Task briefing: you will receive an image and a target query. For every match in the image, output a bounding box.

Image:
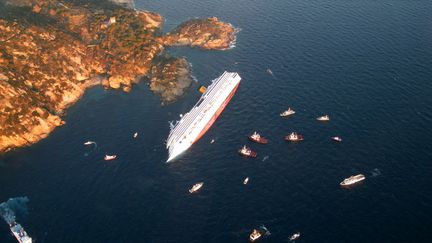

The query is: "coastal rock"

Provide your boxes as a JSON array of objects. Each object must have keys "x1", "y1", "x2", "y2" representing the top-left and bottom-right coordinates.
[
  {"x1": 137, "y1": 11, "x2": 163, "y2": 29},
  {"x1": 0, "y1": 0, "x2": 238, "y2": 153},
  {"x1": 109, "y1": 0, "x2": 135, "y2": 9},
  {"x1": 148, "y1": 56, "x2": 193, "y2": 104},
  {"x1": 163, "y1": 17, "x2": 238, "y2": 50}
]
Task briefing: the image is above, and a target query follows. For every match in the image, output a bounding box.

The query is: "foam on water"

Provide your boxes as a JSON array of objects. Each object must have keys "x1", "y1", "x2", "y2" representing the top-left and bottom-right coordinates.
[{"x1": 0, "y1": 197, "x2": 29, "y2": 225}]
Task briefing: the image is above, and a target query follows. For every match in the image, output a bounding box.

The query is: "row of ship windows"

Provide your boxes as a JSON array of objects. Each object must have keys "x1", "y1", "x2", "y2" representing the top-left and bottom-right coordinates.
[
  {"x1": 169, "y1": 73, "x2": 238, "y2": 145},
  {"x1": 170, "y1": 75, "x2": 232, "y2": 139}
]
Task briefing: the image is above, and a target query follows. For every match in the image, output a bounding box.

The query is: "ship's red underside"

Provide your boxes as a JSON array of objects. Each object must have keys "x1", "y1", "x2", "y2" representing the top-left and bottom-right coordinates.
[
  {"x1": 249, "y1": 136, "x2": 269, "y2": 144},
  {"x1": 193, "y1": 82, "x2": 240, "y2": 144}
]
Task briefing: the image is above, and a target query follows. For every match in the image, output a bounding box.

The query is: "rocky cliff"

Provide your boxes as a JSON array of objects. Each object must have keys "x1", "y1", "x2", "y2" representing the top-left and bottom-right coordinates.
[{"x1": 0, "y1": 0, "x2": 238, "y2": 153}]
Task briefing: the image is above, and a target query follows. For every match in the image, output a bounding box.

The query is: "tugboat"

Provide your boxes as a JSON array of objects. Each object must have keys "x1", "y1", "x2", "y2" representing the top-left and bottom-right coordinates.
[
  {"x1": 340, "y1": 174, "x2": 365, "y2": 187},
  {"x1": 189, "y1": 182, "x2": 204, "y2": 193},
  {"x1": 331, "y1": 136, "x2": 342, "y2": 142},
  {"x1": 248, "y1": 132, "x2": 269, "y2": 144},
  {"x1": 289, "y1": 232, "x2": 301, "y2": 241},
  {"x1": 284, "y1": 132, "x2": 304, "y2": 142},
  {"x1": 249, "y1": 229, "x2": 262, "y2": 242},
  {"x1": 316, "y1": 115, "x2": 330, "y2": 121},
  {"x1": 104, "y1": 155, "x2": 117, "y2": 161},
  {"x1": 238, "y1": 145, "x2": 257, "y2": 158},
  {"x1": 10, "y1": 222, "x2": 32, "y2": 243},
  {"x1": 280, "y1": 107, "x2": 295, "y2": 117}
]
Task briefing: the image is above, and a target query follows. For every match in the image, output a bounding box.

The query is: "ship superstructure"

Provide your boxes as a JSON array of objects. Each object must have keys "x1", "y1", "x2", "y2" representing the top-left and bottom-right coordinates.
[{"x1": 166, "y1": 71, "x2": 241, "y2": 162}]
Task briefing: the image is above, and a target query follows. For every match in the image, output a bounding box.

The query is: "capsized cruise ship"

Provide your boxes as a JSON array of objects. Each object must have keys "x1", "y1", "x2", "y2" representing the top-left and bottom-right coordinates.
[{"x1": 166, "y1": 71, "x2": 241, "y2": 162}]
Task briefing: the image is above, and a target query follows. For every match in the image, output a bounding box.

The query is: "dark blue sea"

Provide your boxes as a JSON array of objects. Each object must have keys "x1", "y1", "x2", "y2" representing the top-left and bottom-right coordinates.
[{"x1": 1, "y1": 0, "x2": 432, "y2": 242}]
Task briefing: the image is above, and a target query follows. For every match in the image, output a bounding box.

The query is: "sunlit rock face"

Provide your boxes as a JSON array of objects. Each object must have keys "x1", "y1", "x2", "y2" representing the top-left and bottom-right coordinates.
[
  {"x1": 0, "y1": 0, "x2": 238, "y2": 153},
  {"x1": 109, "y1": 0, "x2": 135, "y2": 9}
]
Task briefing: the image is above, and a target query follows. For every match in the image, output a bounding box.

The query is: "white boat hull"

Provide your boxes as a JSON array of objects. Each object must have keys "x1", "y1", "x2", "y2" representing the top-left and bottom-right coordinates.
[{"x1": 166, "y1": 72, "x2": 241, "y2": 162}]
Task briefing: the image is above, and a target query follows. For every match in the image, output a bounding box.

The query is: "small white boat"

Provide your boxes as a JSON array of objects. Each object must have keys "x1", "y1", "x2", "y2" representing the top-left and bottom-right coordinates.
[
  {"x1": 243, "y1": 177, "x2": 249, "y2": 185},
  {"x1": 133, "y1": 132, "x2": 138, "y2": 138},
  {"x1": 83, "y1": 141, "x2": 95, "y2": 145},
  {"x1": 266, "y1": 68, "x2": 274, "y2": 76},
  {"x1": 280, "y1": 107, "x2": 295, "y2": 117},
  {"x1": 316, "y1": 115, "x2": 330, "y2": 121},
  {"x1": 249, "y1": 229, "x2": 262, "y2": 242},
  {"x1": 189, "y1": 182, "x2": 204, "y2": 193},
  {"x1": 210, "y1": 139, "x2": 215, "y2": 144},
  {"x1": 104, "y1": 155, "x2": 117, "y2": 161},
  {"x1": 331, "y1": 136, "x2": 342, "y2": 142},
  {"x1": 285, "y1": 132, "x2": 304, "y2": 142},
  {"x1": 340, "y1": 174, "x2": 365, "y2": 187},
  {"x1": 10, "y1": 222, "x2": 32, "y2": 243},
  {"x1": 289, "y1": 232, "x2": 301, "y2": 241}
]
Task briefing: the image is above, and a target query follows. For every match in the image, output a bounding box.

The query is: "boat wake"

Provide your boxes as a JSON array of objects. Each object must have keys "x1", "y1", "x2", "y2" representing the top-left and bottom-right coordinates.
[
  {"x1": 0, "y1": 197, "x2": 29, "y2": 224},
  {"x1": 260, "y1": 225, "x2": 271, "y2": 236},
  {"x1": 0, "y1": 197, "x2": 32, "y2": 242},
  {"x1": 83, "y1": 141, "x2": 98, "y2": 156},
  {"x1": 262, "y1": 155, "x2": 270, "y2": 162},
  {"x1": 371, "y1": 168, "x2": 381, "y2": 177}
]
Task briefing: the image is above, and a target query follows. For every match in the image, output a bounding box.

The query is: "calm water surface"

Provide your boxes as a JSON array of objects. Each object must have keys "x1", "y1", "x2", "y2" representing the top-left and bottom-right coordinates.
[{"x1": 1, "y1": 0, "x2": 432, "y2": 242}]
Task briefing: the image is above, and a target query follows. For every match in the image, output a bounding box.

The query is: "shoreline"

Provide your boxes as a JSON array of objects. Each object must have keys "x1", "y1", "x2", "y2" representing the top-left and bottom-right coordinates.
[{"x1": 0, "y1": 0, "x2": 238, "y2": 153}]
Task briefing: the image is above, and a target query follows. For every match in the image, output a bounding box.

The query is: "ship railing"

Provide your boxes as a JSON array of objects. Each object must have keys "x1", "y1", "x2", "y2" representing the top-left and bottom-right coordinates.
[
  {"x1": 169, "y1": 75, "x2": 228, "y2": 136},
  {"x1": 166, "y1": 72, "x2": 237, "y2": 141}
]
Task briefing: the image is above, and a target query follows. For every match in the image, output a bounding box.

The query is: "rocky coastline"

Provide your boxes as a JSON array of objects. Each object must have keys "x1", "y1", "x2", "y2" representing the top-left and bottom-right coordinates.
[{"x1": 0, "y1": 0, "x2": 238, "y2": 153}]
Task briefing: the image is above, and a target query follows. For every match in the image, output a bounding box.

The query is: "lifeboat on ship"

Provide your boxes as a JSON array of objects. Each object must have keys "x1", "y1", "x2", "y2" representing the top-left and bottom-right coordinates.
[
  {"x1": 248, "y1": 131, "x2": 269, "y2": 144},
  {"x1": 238, "y1": 145, "x2": 257, "y2": 158},
  {"x1": 284, "y1": 132, "x2": 304, "y2": 142}
]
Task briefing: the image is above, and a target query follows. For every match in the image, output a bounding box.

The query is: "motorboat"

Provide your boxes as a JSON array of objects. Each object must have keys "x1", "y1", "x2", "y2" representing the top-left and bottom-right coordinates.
[
  {"x1": 280, "y1": 107, "x2": 295, "y2": 117},
  {"x1": 289, "y1": 232, "x2": 301, "y2": 241},
  {"x1": 189, "y1": 182, "x2": 204, "y2": 193},
  {"x1": 10, "y1": 222, "x2": 32, "y2": 243},
  {"x1": 238, "y1": 145, "x2": 257, "y2": 158},
  {"x1": 331, "y1": 136, "x2": 342, "y2": 142},
  {"x1": 284, "y1": 132, "x2": 304, "y2": 142},
  {"x1": 210, "y1": 139, "x2": 215, "y2": 144},
  {"x1": 249, "y1": 229, "x2": 262, "y2": 242},
  {"x1": 243, "y1": 177, "x2": 249, "y2": 185},
  {"x1": 83, "y1": 141, "x2": 95, "y2": 145},
  {"x1": 317, "y1": 115, "x2": 330, "y2": 121},
  {"x1": 340, "y1": 174, "x2": 365, "y2": 187},
  {"x1": 249, "y1": 225, "x2": 270, "y2": 242},
  {"x1": 248, "y1": 132, "x2": 268, "y2": 144},
  {"x1": 104, "y1": 155, "x2": 117, "y2": 161},
  {"x1": 266, "y1": 68, "x2": 274, "y2": 76},
  {"x1": 133, "y1": 132, "x2": 138, "y2": 138}
]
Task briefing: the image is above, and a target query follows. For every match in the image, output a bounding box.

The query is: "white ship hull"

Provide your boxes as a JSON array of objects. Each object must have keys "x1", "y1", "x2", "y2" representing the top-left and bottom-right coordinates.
[{"x1": 166, "y1": 72, "x2": 241, "y2": 162}]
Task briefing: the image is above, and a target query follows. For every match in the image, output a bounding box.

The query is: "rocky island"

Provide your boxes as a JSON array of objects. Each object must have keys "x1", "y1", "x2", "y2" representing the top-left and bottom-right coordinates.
[{"x1": 0, "y1": 0, "x2": 238, "y2": 153}]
